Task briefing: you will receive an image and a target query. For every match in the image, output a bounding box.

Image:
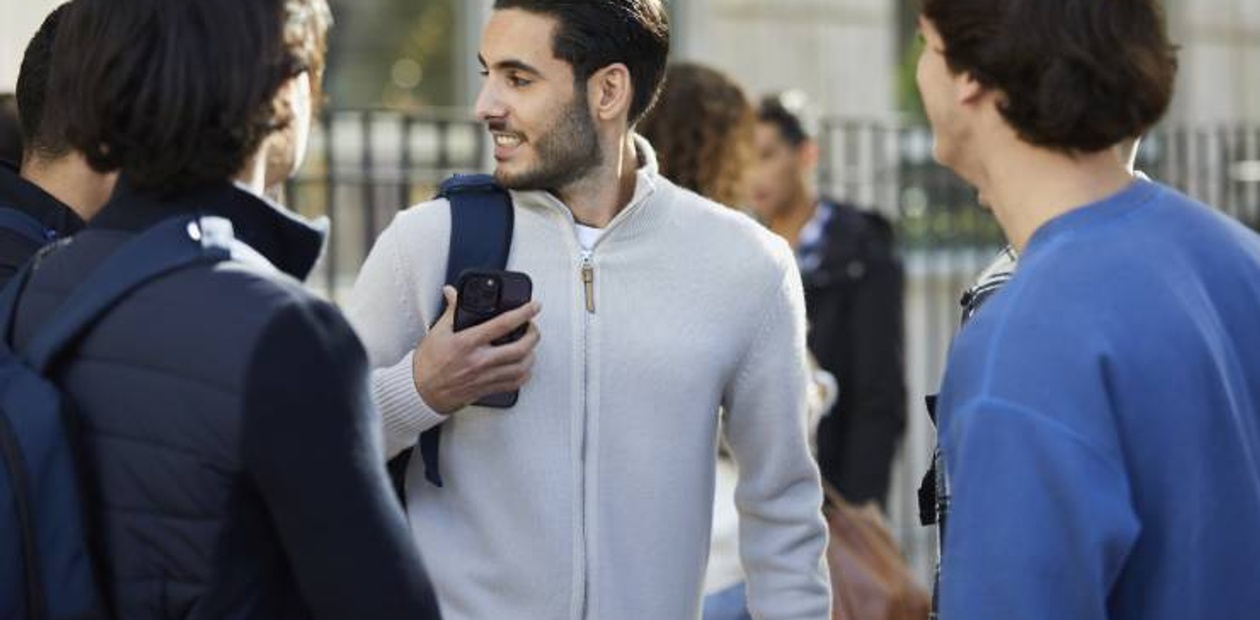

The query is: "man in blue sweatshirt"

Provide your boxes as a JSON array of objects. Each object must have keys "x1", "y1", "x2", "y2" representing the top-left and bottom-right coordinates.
[{"x1": 915, "y1": 1, "x2": 1260, "y2": 619}]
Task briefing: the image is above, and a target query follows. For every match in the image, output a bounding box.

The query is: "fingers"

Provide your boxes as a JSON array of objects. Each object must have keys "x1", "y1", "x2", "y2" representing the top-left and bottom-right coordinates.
[
  {"x1": 466, "y1": 300, "x2": 541, "y2": 346},
  {"x1": 477, "y1": 353, "x2": 535, "y2": 390},
  {"x1": 417, "y1": 289, "x2": 540, "y2": 412},
  {"x1": 482, "y1": 323, "x2": 540, "y2": 365}
]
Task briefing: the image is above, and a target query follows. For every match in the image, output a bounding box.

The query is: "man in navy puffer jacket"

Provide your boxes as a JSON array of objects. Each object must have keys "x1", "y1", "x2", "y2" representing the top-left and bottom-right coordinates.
[{"x1": 9, "y1": 0, "x2": 442, "y2": 617}]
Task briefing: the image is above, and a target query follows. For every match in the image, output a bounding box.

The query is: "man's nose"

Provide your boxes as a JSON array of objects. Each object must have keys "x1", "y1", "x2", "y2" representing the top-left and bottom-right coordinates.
[{"x1": 474, "y1": 81, "x2": 505, "y2": 123}]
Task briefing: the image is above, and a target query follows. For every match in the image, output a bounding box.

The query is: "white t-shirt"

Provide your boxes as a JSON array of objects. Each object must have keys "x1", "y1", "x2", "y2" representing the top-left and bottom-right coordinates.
[{"x1": 575, "y1": 223, "x2": 603, "y2": 253}]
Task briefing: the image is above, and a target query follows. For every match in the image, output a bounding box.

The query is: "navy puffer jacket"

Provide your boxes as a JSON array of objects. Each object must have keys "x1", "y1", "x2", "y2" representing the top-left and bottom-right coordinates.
[{"x1": 12, "y1": 180, "x2": 441, "y2": 619}]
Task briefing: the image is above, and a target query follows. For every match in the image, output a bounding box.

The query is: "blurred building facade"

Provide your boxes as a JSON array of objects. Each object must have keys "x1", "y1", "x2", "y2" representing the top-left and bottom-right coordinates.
[{"x1": 4, "y1": 0, "x2": 1258, "y2": 124}]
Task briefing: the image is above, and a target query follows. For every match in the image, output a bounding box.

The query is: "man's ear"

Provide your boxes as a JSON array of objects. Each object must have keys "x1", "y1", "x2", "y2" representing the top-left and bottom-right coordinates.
[
  {"x1": 956, "y1": 70, "x2": 986, "y2": 105},
  {"x1": 589, "y1": 63, "x2": 633, "y2": 122},
  {"x1": 796, "y1": 139, "x2": 821, "y2": 171}
]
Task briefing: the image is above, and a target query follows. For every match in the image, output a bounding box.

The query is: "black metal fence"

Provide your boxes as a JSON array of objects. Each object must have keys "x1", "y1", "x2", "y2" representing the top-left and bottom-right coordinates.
[
  {"x1": 287, "y1": 108, "x2": 1260, "y2": 580},
  {"x1": 282, "y1": 109, "x2": 487, "y2": 297}
]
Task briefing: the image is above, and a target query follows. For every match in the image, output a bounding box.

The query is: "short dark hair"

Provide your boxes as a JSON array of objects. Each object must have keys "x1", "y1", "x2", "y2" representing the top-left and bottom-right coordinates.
[
  {"x1": 492, "y1": 0, "x2": 669, "y2": 126},
  {"x1": 47, "y1": 0, "x2": 332, "y2": 194},
  {"x1": 757, "y1": 91, "x2": 819, "y2": 148},
  {"x1": 0, "y1": 94, "x2": 22, "y2": 165},
  {"x1": 16, "y1": 3, "x2": 70, "y2": 158},
  {"x1": 921, "y1": 0, "x2": 1177, "y2": 153}
]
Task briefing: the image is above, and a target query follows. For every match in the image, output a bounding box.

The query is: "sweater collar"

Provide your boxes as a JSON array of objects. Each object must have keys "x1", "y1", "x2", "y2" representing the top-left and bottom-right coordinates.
[
  {"x1": 1023, "y1": 177, "x2": 1159, "y2": 259},
  {"x1": 0, "y1": 161, "x2": 85, "y2": 235},
  {"x1": 90, "y1": 176, "x2": 327, "y2": 281}
]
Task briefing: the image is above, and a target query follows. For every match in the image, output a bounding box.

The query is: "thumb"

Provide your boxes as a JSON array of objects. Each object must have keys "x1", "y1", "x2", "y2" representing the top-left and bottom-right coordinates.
[
  {"x1": 440, "y1": 285, "x2": 458, "y2": 321},
  {"x1": 428, "y1": 285, "x2": 458, "y2": 332}
]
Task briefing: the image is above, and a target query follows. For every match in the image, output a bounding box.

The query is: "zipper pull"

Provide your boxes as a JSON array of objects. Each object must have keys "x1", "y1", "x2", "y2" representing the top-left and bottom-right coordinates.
[{"x1": 581, "y1": 257, "x2": 595, "y2": 314}]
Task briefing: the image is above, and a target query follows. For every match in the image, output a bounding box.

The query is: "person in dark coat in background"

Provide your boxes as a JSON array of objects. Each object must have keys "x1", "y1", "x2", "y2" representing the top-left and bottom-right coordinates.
[
  {"x1": 750, "y1": 92, "x2": 906, "y2": 507},
  {"x1": 9, "y1": 0, "x2": 442, "y2": 617}
]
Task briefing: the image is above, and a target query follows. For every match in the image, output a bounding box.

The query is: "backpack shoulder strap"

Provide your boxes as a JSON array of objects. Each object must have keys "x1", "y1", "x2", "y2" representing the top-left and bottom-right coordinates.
[
  {"x1": 415, "y1": 174, "x2": 513, "y2": 488},
  {"x1": 0, "y1": 206, "x2": 53, "y2": 245},
  {"x1": 438, "y1": 173, "x2": 514, "y2": 304},
  {"x1": 19, "y1": 216, "x2": 234, "y2": 374}
]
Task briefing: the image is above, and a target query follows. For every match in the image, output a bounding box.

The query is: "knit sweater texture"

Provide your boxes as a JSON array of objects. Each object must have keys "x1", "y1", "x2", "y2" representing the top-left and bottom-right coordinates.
[{"x1": 345, "y1": 138, "x2": 831, "y2": 620}]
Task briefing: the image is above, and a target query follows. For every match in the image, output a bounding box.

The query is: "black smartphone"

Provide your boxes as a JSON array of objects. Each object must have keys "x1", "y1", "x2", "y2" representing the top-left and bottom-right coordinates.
[{"x1": 453, "y1": 269, "x2": 533, "y2": 408}]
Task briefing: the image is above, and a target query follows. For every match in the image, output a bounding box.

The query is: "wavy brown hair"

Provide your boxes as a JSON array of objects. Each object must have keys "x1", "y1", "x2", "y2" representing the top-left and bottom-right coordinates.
[
  {"x1": 922, "y1": 0, "x2": 1176, "y2": 153},
  {"x1": 639, "y1": 63, "x2": 754, "y2": 208}
]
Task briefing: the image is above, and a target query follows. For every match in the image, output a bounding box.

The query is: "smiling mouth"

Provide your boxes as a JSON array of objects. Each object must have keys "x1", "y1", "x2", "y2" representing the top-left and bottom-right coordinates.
[{"x1": 492, "y1": 133, "x2": 524, "y2": 148}]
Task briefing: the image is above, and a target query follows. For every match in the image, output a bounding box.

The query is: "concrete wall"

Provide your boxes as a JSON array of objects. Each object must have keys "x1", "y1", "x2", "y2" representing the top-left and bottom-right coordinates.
[
  {"x1": 8, "y1": 0, "x2": 1260, "y2": 123},
  {"x1": 0, "y1": 0, "x2": 64, "y2": 92},
  {"x1": 674, "y1": 0, "x2": 898, "y2": 121},
  {"x1": 1165, "y1": 0, "x2": 1260, "y2": 124}
]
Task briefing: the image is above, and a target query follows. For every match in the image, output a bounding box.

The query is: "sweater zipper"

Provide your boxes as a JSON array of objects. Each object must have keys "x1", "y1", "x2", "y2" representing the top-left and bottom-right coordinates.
[
  {"x1": 581, "y1": 254, "x2": 595, "y2": 314},
  {"x1": 578, "y1": 248, "x2": 594, "y2": 620},
  {"x1": 543, "y1": 185, "x2": 652, "y2": 620}
]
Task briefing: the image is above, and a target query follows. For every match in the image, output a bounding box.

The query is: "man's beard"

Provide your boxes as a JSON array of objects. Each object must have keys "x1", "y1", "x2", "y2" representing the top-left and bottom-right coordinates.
[{"x1": 493, "y1": 89, "x2": 603, "y2": 192}]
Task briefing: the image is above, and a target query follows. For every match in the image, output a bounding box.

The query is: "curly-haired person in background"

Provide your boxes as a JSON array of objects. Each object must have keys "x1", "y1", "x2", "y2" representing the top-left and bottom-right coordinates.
[{"x1": 640, "y1": 62, "x2": 835, "y2": 620}]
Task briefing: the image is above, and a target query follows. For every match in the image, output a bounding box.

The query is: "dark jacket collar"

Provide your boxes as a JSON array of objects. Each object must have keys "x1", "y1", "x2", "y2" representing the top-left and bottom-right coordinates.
[
  {"x1": 91, "y1": 176, "x2": 326, "y2": 281},
  {"x1": 0, "y1": 161, "x2": 86, "y2": 235}
]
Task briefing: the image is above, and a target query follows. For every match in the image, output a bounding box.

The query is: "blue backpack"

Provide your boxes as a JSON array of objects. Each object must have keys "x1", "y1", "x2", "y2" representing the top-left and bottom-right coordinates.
[
  {"x1": 0, "y1": 215, "x2": 234, "y2": 620},
  {"x1": 0, "y1": 206, "x2": 57, "y2": 246},
  {"x1": 386, "y1": 174, "x2": 513, "y2": 495}
]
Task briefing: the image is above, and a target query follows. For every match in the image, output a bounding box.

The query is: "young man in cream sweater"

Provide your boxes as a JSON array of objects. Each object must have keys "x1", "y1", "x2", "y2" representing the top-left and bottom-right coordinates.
[{"x1": 344, "y1": 1, "x2": 830, "y2": 619}]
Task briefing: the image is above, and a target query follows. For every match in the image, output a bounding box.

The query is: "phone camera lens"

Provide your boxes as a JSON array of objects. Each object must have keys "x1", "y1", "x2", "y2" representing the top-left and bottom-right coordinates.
[{"x1": 463, "y1": 275, "x2": 501, "y2": 313}]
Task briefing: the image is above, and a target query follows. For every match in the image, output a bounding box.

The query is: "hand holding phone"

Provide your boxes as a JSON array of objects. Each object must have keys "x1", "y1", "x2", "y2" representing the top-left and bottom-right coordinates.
[
  {"x1": 454, "y1": 270, "x2": 533, "y2": 345},
  {"x1": 410, "y1": 271, "x2": 538, "y2": 414},
  {"x1": 453, "y1": 270, "x2": 533, "y2": 407}
]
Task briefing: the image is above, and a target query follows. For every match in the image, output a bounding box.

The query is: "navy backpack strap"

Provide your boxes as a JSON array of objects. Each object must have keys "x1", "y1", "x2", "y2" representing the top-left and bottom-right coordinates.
[
  {"x1": 0, "y1": 250, "x2": 46, "y2": 350},
  {"x1": 439, "y1": 174, "x2": 514, "y2": 286},
  {"x1": 22, "y1": 215, "x2": 234, "y2": 374},
  {"x1": 416, "y1": 174, "x2": 513, "y2": 488},
  {"x1": 0, "y1": 206, "x2": 54, "y2": 245}
]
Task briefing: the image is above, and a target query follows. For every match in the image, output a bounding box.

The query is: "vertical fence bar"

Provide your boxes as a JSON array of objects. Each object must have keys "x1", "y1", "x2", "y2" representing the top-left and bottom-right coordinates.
[
  {"x1": 1224, "y1": 125, "x2": 1240, "y2": 220},
  {"x1": 843, "y1": 120, "x2": 860, "y2": 202},
  {"x1": 437, "y1": 118, "x2": 452, "y2": 175},
  {"x1": 400, "y1": 114, "x2": 415, "y2": 212},
  {"x1": 322, "y1": 111, "x2": 338, "y2": 299},
  {"x1": 360, "y1": 110, "x2": 377, "y2": 266},
  {"x1": 818, "y1": 120, "x2": 836, "y2": 196},
  {"x1": 1250, "y1": 127, "x2": 1260, "y2": 227}
]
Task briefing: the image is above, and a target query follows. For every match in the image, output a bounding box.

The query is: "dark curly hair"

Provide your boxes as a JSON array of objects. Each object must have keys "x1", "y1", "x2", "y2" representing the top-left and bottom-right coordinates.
[
  {"x1": 639, "y1": 63, "x2": 754, "y2": 208},
  {"x1": 921, "y1": 0, "x2": 1177, "y2": 153},
  {"x1": 47, "y1": 0, "x2": 332, "y2": 195}
]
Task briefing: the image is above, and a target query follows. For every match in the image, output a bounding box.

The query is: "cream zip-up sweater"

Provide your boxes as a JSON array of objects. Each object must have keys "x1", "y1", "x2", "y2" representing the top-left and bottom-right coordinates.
[{"x1": 344, "y1": 139, "x2": 830, "y2": 620}]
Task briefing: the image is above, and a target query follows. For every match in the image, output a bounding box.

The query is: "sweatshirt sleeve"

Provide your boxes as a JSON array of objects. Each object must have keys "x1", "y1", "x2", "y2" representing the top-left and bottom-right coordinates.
[
  {"x1": 938, "y1": 396, "x2": 1140, "y2": 620},
  {"x1": 241, "y1": 299, "x2": 442, "y2": 619},
  {"x1": 343, "y1": 209, "x2": 449, "y2": 458},
  {"x1": 722, "y1": 259, "x2": 832, "y2": 620}
]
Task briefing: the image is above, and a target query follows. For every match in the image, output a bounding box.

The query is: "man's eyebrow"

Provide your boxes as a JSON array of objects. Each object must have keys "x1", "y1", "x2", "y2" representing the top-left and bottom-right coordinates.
[{"x1": 480, "y1": 57, "x2": 544, "y2": 76}]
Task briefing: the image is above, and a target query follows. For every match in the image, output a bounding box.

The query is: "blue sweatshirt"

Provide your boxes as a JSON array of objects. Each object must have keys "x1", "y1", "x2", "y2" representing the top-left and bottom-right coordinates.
[{"x1": 936, "y1": 179, "x2": 1260, "y2": 620}]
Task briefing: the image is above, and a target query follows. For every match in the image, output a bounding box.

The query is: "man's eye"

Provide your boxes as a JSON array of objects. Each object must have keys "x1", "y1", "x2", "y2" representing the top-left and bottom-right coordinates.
[
  {"x1": 508, "y1": 75, "x2": 533, "y2": 88},
  {"x1": 478, "y1": 69, "x2": 490, "y2": 78}
]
